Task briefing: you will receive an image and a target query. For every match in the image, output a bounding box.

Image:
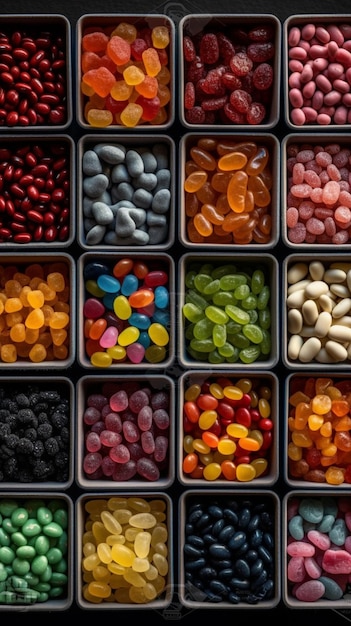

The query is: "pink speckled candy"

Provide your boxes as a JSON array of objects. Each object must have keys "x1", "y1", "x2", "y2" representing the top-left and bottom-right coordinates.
[
  {"x1": 322, "y1": 549, "x2": 351, "y2": 574},
  {"x1": 288, "y1": 555, "x2": 306, "y2": 582},
  {"x1": 295, "y1": 580, "x2": 325, "y2": 602},
  {"x1": 307, "y1": 529, "x2": 331, "y2": 551},
  {"x1": 287, "y1": 541, "x2": 316, "y2": 557}
]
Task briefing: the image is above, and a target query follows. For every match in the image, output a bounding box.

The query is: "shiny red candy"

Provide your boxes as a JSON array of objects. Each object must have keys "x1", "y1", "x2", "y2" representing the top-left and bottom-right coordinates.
[{"x1": 183, "y1": 24, "x2": 276, "y2": 125}]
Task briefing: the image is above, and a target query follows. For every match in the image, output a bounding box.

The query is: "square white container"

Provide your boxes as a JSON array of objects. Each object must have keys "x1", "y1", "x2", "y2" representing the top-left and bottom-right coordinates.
[
  {"x1": 285, "y1": 372, "x2": 351, "y2": 489},
  {"x1": 0, "y1": 492, "x2": 73, "y2": 611},
  {"x1": 179, "y1": 132, "x2": 280, "y2": 250},
  {"x1": 0, "y1": 376, "x2": 74, "y2": 490},
  {"x1": 283, "y1": 490, "x2": 351, "y2": 608},
  {"x1": 0, "y1": 15, "x2": 72, "y2": 130},
  {"x1": 76, "y1": 14, "x2": 175, "y2": 131},
  {"x1": 77, "y1": 251, "x2": 175, "y2": 370},
  {"x1": 178, "y1": 369, "x2": 279, "y2": 487},
  {"x1": 76, "y1": 491, "x2": 173, "y2": 610},
  {"x1": 0, "y1": 135, "x2": 75, "y2": 248},
  {"x1": 284, "y1": 15, "x2": 351, "y2": 130},
  {"x1": 178, "y1": 252, "x2": 279, "y2": 369},
  {"x1": 77, "y1": 134, "x2": 175, "y2": 251},
  {"x1": 282, "y1": 133, "x2": 351, "y2": 249},
  {"x1": 283, "y1": 253, "x2": 351, "y2": 369},
  {"x1": 0, "y1": 252, "x2": 75, "y2": 369},
  {"x1": 179, "y1": 14, "x2": 281, "y2": 130},
  {"x1": 179, "y1": 489, "x2": 280, "y2": 609},
  {"x1": 76, "y1": 374, "x2": 175, "y2": 490}
]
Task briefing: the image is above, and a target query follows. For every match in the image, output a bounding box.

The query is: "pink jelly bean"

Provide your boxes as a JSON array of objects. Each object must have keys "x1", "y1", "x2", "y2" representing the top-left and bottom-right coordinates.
[
  {"x1": 99, "y1": 326, "x2": 118, "y2": 348},
  {"x1": 288, "y1": 556, "x2": 306, "y2": 582},
  {"x1": 287, "y1": 541, "x2": 316, "y2": 557},
  {"x1": 322, "y1": 549, "x2": 351, "y2": 574},
  {"x1": 304, "y1": 556, "x2": 322, "y2": 579},
  {"x1": 295, "y1": 580, "x2": 325, "y2": 602},
  {"x1": 307, "y1": 529, "x2": 331, "y2": 550}
]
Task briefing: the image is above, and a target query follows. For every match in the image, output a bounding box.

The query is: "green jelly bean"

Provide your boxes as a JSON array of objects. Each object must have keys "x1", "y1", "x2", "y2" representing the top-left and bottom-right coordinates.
[
  {"x1": 219, "y1": 273, "x2": 247, "y2": 291},
  {"x1": 205, "y1": 305, "x2": 228, "y2": 325},
  {"x1": 218, "y1": 343, "x2": 236, "y2": 359},
  {"x1": 251, "y1": 269, "x2": 265, "y2": 294},
  {"x1": 22, "y1": 519, "x2": 41, "y2": 537},
  {"x1": 239, "y1": 345, "x2": 261, "y2": 364},
  {"x1": 36, "y1": 591, "x2": 49, "y2": 602},
  {"x1": 0, "y1": 501, "x2": 18, "y2": 517},
  {"x1": 194, "y1": 273, "x2": 212, "y2": 293},
  {"x1": 24, "y1": 572, "x2": 40, "y2": 587},
  {"x1": 186, "y1": 289, "x2": 209, "y2": 310},
  {"x1": 229, "y1": 332, "x2": 250, "y2": 349},
  {"x1": 0, "y1": 528, "x2": 10, "y2": 547},
  {"x1": 12, "y1": 557, "x2": 30, "y2": 576},
  {"x1": 0, "y1": 546, "x2": 15, "y2": 564},
  {"x1": 185, "y1": 270, "x2": 197, "y2": 289},
  {"x1": 260, "y1": 329, "x2": 271, "y2": 355},
  {"x1": 11, "y1": 508, "x2": 29, "y2": 528},
  {"x1": 208, "y1": 349, "x2": 224, "y2": 364},
  {"x1": 243, "y1": 323, "x2": 264, "y2": 344},
  {"x1": 49, "y1": 586, "x2": 66, "y2": 598},
  {"x1": 257, "y1": 284, "x2": 270, "y2": 310},
  {"x1": 212, "y1": 291, "x2": 237, "y2": 306},
  {"x1": 211, "y1": 263, "x2": 237, "y2": 279},
  {"x1": 2, "y1": 518, "x2": 17, "y2": 534},
  {"x1": 248, "y1": 309, "x2": 258, "y2": 323},
  {"x1": 11, "y1": 532, "x2": 27, "y2": 547},
  {"x1": 203, "y1": 279, "x2": 220, "y2": 295},
  {"x1": 258, "y1": 308, "x2": 271, "y2": 329},
  {"x1": 31, "y1": 555, "x2": 48, "y2": 576},
  {"x1": 47, "y1": 547, "x2": 62, "y2": 565},
  {"x1": 56, "y1": 533, "x2": 68, "y2": 556},
  {"x1": 36, "y1": 507, "x2": 53, "y2": 526},
  {"x1": 16, "y1": 546, "x2": 36, "y2": 560},
  {"x1": 242, "y1": 294, "x2": 258, "y2": 310},
  {"x1": 185, "y1": 324, "x2": 195, "y2": 340},
  {"x1": 33, "y1": 581, "x2": 51, "y2": 592},
  {"x1": 213, "y1": 324, "x2": 226, "y2": 348},
  {"x1": 193, "y1": 317, "x2": 213, "y2": 340},
  {"x1": 37, "y1": 565, "x2": 52, "y2": 583},
  {"x1": 234, "y1": 284, "x2": 250, "y2": 300},
  {"x1": 183, "y1": 302, "x2": 203, "y2": 323},
  {"x1": 34, "y1": 535, "x2": 50, "y2": 555},
  {"x1": 42, "y1": 522, "x2": 63, "y2": 538},
  {"x1": 50, "y1": 571, "x2": 68, "y2": 585},
  {"x1": 225, "y1": 305, "x2": 250, "y2": 325},
  {"x1": 190, "y1": 338, "x2": 215, "y2": 353}
]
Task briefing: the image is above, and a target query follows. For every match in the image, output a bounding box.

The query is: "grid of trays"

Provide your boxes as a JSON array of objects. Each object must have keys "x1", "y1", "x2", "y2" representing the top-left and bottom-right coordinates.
[{"x1": 1, "y1": 11, "x2": 351, "y2": 613}]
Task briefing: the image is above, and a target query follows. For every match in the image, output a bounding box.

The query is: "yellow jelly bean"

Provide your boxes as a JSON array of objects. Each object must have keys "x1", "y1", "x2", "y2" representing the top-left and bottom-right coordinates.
[
  {"x1": 25, "y1": 308, "x2": 45, "y2": 329},
  {"x1": 226, "y1": 423, "x2": 248, "y2": 438},
  {"x1": 223, "y1": 385, "x2": 243, "y2": 400},
  {"x1": 203, "y1": 462, "x2": 222, "y2": 480},
  {"x1": 217, "y1": 438, "x2": 236, "y2": 456},
  {"x1": 236, "y1": 463, "x2": 256, "y2": 482},
  {"x1": 148, "y1": 323, "x2": 169, "y2": 347},
  {"x1": 118, "y1": 326, "x2": 140, "y2": 346},
  {"x1": 198, "y1": 409, "x2": 217, "y2": 430},
  {"x1": 251, "y1": 458, "x2": 268, "y2": 477}
]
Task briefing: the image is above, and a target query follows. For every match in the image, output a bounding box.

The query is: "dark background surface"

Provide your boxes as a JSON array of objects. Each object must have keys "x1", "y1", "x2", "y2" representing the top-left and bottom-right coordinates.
[{"x1": 2, "y1": 0, "x2": 351, "y2": 622}]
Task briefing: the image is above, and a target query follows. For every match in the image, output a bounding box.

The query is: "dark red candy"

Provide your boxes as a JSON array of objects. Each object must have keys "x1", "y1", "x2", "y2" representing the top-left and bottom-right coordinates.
[
  {"x1": 229, "y1": 88, "x2": 252, "y2": 112},
  {"x1": 183, "y1": 35, "x2": 196, "y2": 62},
  {"x1": 247, "y1": 42, "x2": 275, "y2": 62},
  {"x1": 199, "y1": 33, "x2": 219, "y2": 64},
  {"x1": 246, "y1": 102, "x2": 266, "y2": 124},
  {"x1": 253, "y1": 63, "x2": 274, "y2": 90},
  {"x1": 230, "y1": 51, "x2": 253, "y2": 76}
]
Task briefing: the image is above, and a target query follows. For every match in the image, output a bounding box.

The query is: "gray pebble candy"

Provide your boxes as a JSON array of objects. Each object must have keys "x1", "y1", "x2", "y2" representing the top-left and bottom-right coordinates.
[
  {"x1": 125, "y1": 149, "x2": 144, "y2": 177},
  {"x1": 94, "y1": 143, "x2": 126, "y2": 164},
  {"x1": 83, "y1": 173, "x2": 109, "y2": 198}
]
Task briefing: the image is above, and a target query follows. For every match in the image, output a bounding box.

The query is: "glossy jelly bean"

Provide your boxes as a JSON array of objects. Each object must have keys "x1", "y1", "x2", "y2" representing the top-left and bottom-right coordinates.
[
  {"x1": 81, "y1": 496, "x2": 169, "y2": 604},
  {"x1": 81, "y1": 21, "x2": 172, "y2": 127},
  {"x1": 184, "y1": 137, "x2": 273, "y2": 245},
  {"x1": 183, "y1": 23, "x2": 276, "y2": 125},
  {"x1": 183, "y1": 261, "x2": 271, "y2": 364}
]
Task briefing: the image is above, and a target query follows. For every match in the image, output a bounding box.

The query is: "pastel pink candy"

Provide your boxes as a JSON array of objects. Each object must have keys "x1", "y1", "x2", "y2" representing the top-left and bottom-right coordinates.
[
  {"x1": 288, "y1": 556, "x2": 306, "y2": 582},
  {"x1": 307, "y1": 529, "x2": 331, "y2": 551},
  {"x1": 304, "y1": 556, "x2": 322, "y2": 579},
  {"x1": 295, "y1": 580, "x2": 325, "y2": 602},
  {"x1": 322, "y1": 549, "x2": 351, "y2": 574},
  {"x1": 287, "y1": 541, "x2": 315, "y2": 557}
]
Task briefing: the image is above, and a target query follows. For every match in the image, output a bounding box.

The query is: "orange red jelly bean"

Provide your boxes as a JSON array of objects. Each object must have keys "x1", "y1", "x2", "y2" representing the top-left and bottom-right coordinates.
[
  {"x1": 288, "y1": 376, "x2": 351, "y2": 484},
  {"x1": 184, "y1": 137, "x2": 273, "y2": 244},
  {"x1": 182, "y1": 376, "x2": 274, "y2": 482},
  {"x1": 81, "y1": 21, "x2": 171, "y2": 127},
  {"x1": 0, "y1": 261, "x2": 70, "y2": 363}
]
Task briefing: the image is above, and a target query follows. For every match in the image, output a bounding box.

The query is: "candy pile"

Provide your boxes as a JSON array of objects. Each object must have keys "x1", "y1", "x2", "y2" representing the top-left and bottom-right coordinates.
[
  {"x1": 81, "y1": 21, "x2": 172, "y2": 127},
  {"x1": 81, "y1": 496, "x2": 169, "y2": 604}
]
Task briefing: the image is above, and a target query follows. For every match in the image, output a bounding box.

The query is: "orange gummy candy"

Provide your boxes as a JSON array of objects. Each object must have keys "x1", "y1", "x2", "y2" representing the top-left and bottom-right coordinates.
[
  {"x1": 83, "y1": 67, "x2": 116, "y2": 98},
  {"x1": 107, "y1": 35, "x2": 131, "y2": 66}
]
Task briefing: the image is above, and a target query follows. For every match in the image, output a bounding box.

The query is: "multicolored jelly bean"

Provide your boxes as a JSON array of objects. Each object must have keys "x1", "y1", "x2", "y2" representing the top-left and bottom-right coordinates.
[
  {"x1": 182, "y1": 375, "x2": 274, "y2": 482},
  {"x1": 82, "y1": 256, "x2": 172, "y2": 366}
]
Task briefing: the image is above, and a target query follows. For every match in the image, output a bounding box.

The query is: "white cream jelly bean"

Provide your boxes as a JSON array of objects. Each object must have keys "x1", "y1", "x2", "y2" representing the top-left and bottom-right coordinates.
[{"x1": 287, "y1": 260, "x2": 351, "y2": 363}]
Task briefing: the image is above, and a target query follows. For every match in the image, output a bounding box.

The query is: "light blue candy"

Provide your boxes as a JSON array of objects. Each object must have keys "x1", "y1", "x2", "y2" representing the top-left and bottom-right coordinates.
[
  {"x1": 128, "y1": 313, "x2": 151, "y2": 330},
  {"x1": 318, "y1": 576, "x2": 343, "y2": 600},
  {"x1": 329, "y1": 518, "x2": 347, "y2": 546},
  {"x1": 154, "y1": 286, "x2": 169, "y2": 309},
  {"x1": 299, "y1": 497, "x2": 324, "y2": 524},
  {"x1": 288, "y1": 515, "x2": 304, "y2": 540},
  {"x1": 121, "y1": 274, "x2": 139, "y2": 297},
  {"x1": 97, "y1": 274, "x2": 121, "y2": 293}
]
